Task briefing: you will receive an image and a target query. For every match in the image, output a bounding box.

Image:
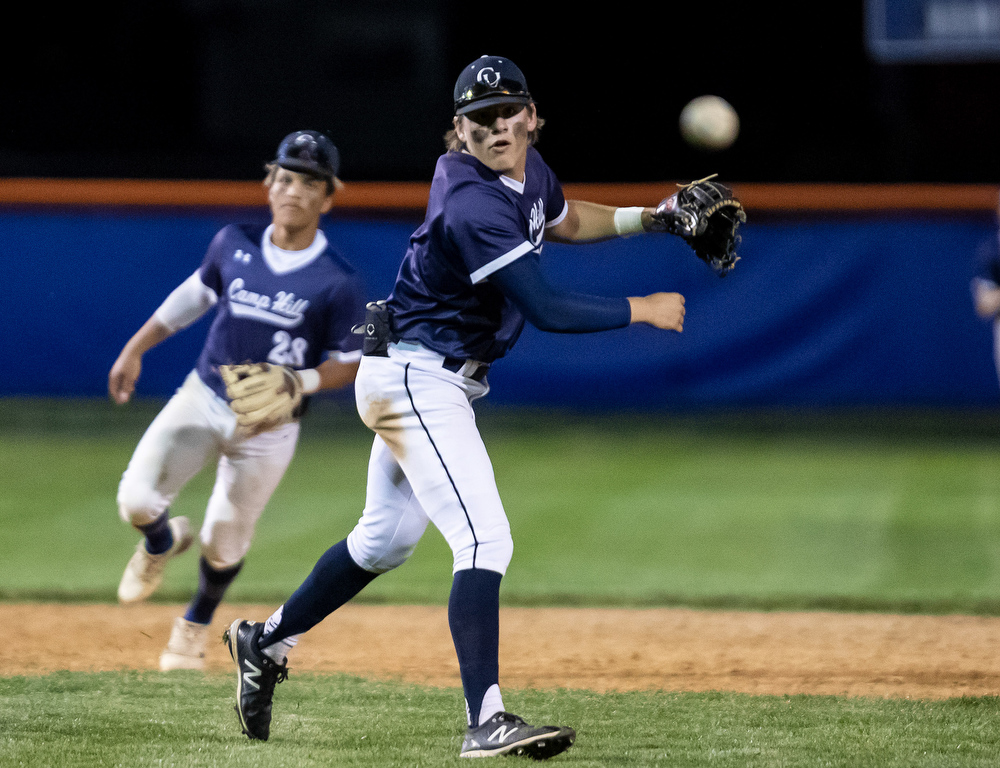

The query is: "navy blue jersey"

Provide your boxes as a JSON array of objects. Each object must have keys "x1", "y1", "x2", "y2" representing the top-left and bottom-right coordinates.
[
  {"x1": 195, "y1": 223, "x2": 365, "y2": 399},
  {"x1": 387, "y1": 147, "x2": 567, "y2": 363}
]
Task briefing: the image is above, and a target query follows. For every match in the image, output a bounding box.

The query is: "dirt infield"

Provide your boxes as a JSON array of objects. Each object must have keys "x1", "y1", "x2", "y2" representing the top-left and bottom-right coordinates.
[{"x1": 4, "y1": 603, "x2": 1000, "y2": 699}]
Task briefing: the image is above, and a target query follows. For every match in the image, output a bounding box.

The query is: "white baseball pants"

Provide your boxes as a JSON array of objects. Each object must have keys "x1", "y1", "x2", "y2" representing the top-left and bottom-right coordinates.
[
  {"x1": 349, "y1": 343, "x2": 513, "y2": 575},
  {"x1": 116, "y1": 369, "x2": 299, "y2": 569}
]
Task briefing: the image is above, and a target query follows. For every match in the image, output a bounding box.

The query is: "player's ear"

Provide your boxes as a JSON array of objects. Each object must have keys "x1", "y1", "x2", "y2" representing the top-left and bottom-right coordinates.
[
  {"x1": 453, "y1": 115, "x2": 466, "y2": 144},
  {"x1": 525, "y1": 103, "x2": 538, "y2": 132}
]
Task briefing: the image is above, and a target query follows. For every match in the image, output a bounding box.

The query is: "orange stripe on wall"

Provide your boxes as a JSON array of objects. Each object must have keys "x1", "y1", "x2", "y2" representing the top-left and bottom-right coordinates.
[{"x1": 1, "y1": 178, "x2": 998, "y2": 213}]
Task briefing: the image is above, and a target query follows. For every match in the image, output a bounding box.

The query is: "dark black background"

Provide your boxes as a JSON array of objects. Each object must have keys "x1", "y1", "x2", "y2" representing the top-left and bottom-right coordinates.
[{"x1": 4, "y1": 1, "x2": 1000, "y2": 184}]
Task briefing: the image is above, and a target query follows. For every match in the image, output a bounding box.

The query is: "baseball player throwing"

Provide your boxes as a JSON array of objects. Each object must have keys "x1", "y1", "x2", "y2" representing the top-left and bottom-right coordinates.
[
  {"x1": 224, "y1": 56, "x2": 743, "y2": 758},
  {"x1": 110, "y1": 130, "x2": 365, "y2": 671}
]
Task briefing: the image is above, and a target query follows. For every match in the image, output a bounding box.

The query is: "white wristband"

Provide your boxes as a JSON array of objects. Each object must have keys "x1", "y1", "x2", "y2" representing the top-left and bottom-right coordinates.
[
  {"x1": 298, "y1": 368, "x2": 321, "y2": 394},
  {"x1": 614, "y1": 206, "x2": 645, "y2": 236}
]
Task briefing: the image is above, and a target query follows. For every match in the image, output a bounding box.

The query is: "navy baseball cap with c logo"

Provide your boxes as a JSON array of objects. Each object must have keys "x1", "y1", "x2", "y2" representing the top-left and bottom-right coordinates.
[{"x1": 453, "y1": 55, "x2": 532, "y2": 116}]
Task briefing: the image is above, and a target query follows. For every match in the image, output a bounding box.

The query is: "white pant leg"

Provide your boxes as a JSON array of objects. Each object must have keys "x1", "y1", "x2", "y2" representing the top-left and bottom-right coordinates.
[
  {"x1": 200, "y1": 421, "x2": 299, "y2": 569},
  {"x1": 347, "y1": 434, "x2": 430, "y2": 573},
  {"x1": 117, "y1": 370, "x2": 226, "y2": 527},
  {"x1": 117, "y1": 369, "x2": 299, "y2": 570},
  {"x1": 355, "y1": 355, "x2": 513, "y2": 575}
]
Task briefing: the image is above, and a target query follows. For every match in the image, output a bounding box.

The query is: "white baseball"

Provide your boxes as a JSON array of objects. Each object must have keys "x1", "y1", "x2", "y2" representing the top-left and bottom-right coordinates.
[{"x1": 679, "y1": 95, "x2": 740, "y2": 151}]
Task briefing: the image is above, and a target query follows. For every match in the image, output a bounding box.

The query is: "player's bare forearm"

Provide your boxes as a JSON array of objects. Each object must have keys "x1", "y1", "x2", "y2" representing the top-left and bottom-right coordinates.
[
  {"x1": 548, "y1": 200, "x2": 664, "y2": 244},
  {"x1": 314, "y1": 358, "x2": 360, "y2": 391},
  {"x1": 627, "y1": 293, "x2": 685, "y2": 332},
  {"x1": 121, "y1": 316, "x2": 174, "y2": 357},
  {"x1": 108, "y1": 316, "x2": 173, "y2": 404},
  {"x1": 546, "y1": 200, "x2": 621, "y2": 243}
]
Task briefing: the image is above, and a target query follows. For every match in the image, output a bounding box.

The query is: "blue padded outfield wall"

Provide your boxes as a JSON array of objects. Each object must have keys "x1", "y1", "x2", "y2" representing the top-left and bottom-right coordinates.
[{"x1": 2, "y1": 205, "x2": 999, "y2": 410}]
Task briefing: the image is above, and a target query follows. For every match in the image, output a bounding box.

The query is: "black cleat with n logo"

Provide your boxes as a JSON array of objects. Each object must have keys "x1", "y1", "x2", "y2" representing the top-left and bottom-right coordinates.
[
  {"x1": 223, "y1": 618, "x2": 288, "y2": 741},
  {"x1": 460, "y1": 711, "x2": 575, "y2": 759}
]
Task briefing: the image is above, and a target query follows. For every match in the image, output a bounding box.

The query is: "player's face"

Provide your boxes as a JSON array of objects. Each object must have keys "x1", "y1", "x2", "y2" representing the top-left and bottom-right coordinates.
[
  {"x1": 268, "y1": 168, "x2": 334, "y2": 230},
  {"x1": 455, "y1": 103, "x2": 537, "y2": 181}
]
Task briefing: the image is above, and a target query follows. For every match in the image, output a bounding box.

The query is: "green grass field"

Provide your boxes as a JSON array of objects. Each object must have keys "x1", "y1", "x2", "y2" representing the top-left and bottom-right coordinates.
[
  {"x1": 3, "y1": 397, "x2": 1000, "y2": 765},
  {"x1": 5, "y1": 397, "x2": 1000, "y2": 612},
  {"x1": 3, "y1": 673, "x2": 999, "y2": 767}
]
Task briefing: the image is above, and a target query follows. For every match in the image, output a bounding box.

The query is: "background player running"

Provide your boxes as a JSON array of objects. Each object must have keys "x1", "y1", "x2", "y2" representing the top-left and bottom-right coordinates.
[
  {"x1": 224, "y1": 56, "x2": 724, "y2": 759},
  {"x1": 110, "y1": 130, "x2": 365, "y2": 671},
  {"x1": 972, "y1": 205, "x2": 1000, "y2": 388}
]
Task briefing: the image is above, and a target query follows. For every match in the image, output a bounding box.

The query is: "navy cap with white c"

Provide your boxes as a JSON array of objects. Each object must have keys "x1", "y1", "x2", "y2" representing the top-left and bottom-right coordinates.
[{"x1": 453, "y1": 55, "x2": 532, "y2": 116}]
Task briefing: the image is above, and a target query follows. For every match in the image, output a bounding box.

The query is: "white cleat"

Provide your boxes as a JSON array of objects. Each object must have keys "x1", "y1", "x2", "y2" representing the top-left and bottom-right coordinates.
[
  {"x1": 160, "y1": 616, "x2": 209, "y2": 671},
  {"x1": 118, "y1": 516, "x2": 194, "y2": 604}
]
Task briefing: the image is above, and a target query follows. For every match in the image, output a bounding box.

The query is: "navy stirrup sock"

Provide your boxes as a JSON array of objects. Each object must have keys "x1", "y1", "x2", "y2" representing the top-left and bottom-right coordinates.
[
  {"x1": 448, "y1": 568, "x2": 503, "y2": 727},
  {"x1": 262, "y1": 539, "x2": 378, "y2": 645},
  {"x1": 139, "y1": 511, "x2": 173, "y2": 555},
  {"x1": 184, "y1": 557, "x2": 243, "y2": 625}
]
